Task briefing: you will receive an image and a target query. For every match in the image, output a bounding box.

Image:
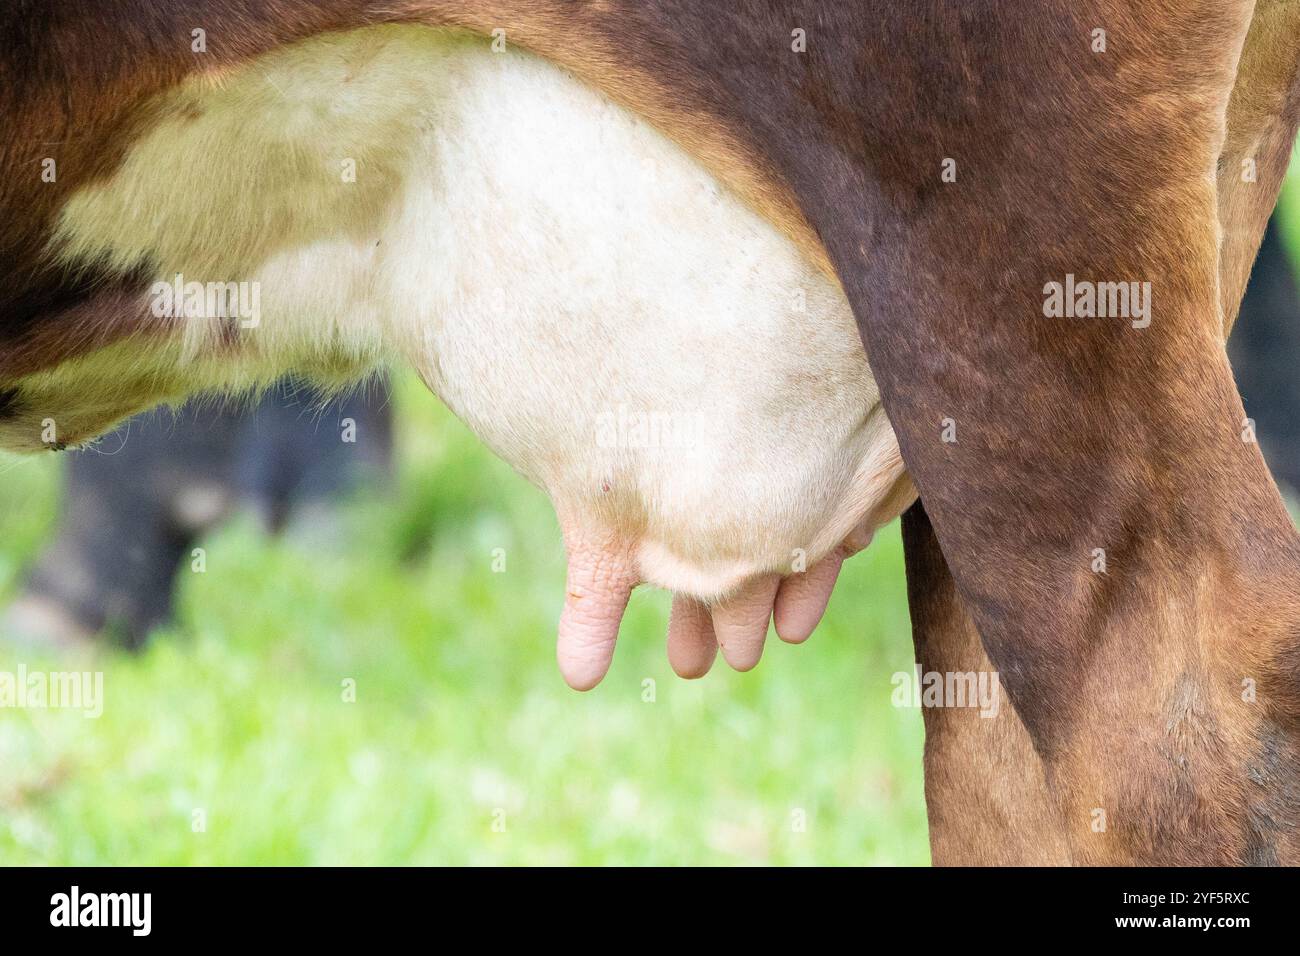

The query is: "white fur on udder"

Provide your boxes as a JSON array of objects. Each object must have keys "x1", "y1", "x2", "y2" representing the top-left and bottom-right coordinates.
[{"x1": 50, "y1": 25, "x2": 910, "y2": 600}]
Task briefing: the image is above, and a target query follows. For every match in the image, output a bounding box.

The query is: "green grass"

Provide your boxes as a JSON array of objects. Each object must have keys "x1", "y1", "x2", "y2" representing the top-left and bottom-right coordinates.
[
  {"x1": 1279, "y1": 163, "x2": 1300, "y2": 274},
  {"x1": 0, "y1": 375, "x2": 928, "y2": 866},
  {"x1": 1258, "y1": 157, "x2": 1300, "y2": 509}
]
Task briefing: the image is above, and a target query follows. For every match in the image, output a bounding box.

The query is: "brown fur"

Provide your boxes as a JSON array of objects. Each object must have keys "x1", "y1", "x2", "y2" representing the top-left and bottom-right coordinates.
[
  {"x1": 900, "y1": 1, "x2": 1300, "y2": 865},
  {"x1": 903, "y1": 503, "x2": 1069, "y2": 865},
  {"x1": 1218, "y1": 0, "x2": 1300, "y2": 333}
]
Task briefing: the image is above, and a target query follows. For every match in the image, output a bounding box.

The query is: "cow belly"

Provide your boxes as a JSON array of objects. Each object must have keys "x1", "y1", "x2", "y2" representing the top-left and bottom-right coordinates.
[{"x1": 51, "y1": 25, "x2": 909, "y2": 601}]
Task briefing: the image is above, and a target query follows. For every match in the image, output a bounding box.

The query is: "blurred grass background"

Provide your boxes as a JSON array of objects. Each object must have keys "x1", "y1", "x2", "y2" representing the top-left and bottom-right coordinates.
[{"x1": 0, "y1": 373, "x2": 927, "y2": 866}]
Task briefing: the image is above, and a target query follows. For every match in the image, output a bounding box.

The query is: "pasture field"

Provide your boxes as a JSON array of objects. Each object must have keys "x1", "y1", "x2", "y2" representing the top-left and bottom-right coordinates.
[
  {"x1": 1, "y1": 176, "x2": 1296, "y2": 867},
  {"x1": 0, "y1": 374, "x2": 927, "y2": 866}
]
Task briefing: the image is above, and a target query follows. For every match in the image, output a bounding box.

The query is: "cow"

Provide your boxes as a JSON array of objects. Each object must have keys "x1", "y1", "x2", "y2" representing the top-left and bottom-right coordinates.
[
  {"x1": 1, "y1": 1, "x2": 1298, "y2": 865},
  {"x1": 0, "y1": 16, "x2": 917, "y2": 691}
]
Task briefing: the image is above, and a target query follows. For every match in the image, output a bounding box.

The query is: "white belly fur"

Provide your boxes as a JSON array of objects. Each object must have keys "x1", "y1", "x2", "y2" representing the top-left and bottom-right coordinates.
[{"x1": 51, "y1": 25, "x2": 907, "y2": 600}]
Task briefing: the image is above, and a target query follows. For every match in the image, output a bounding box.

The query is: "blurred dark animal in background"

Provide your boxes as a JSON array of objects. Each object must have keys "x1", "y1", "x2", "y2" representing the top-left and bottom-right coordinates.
[
  {"x1": 4, "y1": 379, "x2": 392, "y2": 649},
  {"x1": 1231, "y1": 214, "x2": 1300, "y2": 497}
]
